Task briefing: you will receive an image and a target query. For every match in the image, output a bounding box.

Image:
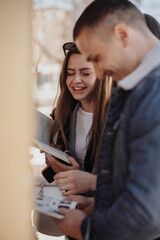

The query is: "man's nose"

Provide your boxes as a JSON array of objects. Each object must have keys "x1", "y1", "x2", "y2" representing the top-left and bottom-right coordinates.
[{"x1": 94, "y1": 64, "x2": 105, "y2": 79}]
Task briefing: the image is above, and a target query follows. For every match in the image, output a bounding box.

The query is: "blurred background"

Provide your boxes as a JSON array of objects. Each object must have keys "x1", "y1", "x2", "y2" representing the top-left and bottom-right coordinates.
[
  {"x1": 32, "y1": 0, "x2": 160, "y2": 116},
  {"x1": 32, "y1": 0, "x2": 93, "y2": 115}
]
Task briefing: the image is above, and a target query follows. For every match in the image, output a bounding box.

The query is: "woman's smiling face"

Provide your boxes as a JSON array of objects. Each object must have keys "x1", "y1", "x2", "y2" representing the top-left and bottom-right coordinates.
[{"x1": 66, "y1": 53, "x2": 97, "y2": 104}]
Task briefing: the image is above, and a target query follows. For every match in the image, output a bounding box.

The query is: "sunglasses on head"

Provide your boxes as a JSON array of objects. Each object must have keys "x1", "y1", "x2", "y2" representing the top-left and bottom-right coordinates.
[{"x1": 62, "y1": 42, "x2": 78, "y2": 56}]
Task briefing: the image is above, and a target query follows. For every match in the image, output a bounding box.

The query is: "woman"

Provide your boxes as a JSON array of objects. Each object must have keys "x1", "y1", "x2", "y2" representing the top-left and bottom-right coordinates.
[
  {"x1": 34, "y1": 42, "x2": 110, "y2": 240},
  {"x1": 45, "y1": 42, "x2": 111, "y2": 196},
  {"x1": 144, "y1": 13, "x2": 160, "y2": 40}
]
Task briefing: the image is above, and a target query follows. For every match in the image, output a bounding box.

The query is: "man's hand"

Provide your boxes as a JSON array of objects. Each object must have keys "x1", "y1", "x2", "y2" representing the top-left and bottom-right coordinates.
[
  {"x1": 67, "y1": 195, "x2": 94, "y2": 215},
  {"x1": 54, "y1": 208, "x2": 85, "y2": 240}
]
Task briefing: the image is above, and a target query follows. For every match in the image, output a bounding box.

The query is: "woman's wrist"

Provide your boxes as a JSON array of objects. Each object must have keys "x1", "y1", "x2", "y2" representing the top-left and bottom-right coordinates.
[{"x1": 89, "y1": 173, "x2": 97, "y2": 191}]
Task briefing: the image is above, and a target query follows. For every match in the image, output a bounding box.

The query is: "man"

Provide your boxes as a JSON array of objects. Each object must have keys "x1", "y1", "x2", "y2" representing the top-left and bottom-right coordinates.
[{"x1": 55, "y1": 1, "x2": 160, "y2": 239}]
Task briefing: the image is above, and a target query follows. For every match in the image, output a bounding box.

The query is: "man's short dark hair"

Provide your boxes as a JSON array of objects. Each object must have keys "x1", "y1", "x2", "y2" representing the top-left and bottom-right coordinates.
[{"x1": 73, "y1": 0, "x2": 145, "y2": 40}]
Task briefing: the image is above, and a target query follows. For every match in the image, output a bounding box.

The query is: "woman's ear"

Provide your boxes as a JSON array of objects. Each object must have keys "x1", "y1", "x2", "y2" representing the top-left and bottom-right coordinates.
[{"x1": 113, "y1": 23, "x2": 129, "y2": 48}]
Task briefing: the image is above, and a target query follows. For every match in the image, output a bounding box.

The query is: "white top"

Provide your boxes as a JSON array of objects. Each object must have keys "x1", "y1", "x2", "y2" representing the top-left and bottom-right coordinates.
[{"x1": 75, "y1": 107, "x2": 93, "y2": 164}]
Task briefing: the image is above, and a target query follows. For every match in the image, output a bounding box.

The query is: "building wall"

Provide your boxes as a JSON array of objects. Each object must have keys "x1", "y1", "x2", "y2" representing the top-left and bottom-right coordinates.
[{"x1": 0, "y1": 1, "x2": 33, "y2": 239}]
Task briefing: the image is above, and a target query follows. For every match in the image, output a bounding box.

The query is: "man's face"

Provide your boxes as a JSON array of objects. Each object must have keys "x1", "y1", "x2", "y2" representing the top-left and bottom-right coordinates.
[{"x1": 75, "y1": 27, "x2": 133, "y2": 81}]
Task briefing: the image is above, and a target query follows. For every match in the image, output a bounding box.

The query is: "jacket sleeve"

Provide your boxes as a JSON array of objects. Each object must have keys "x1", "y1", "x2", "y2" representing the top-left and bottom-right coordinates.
[{"x1": 81, "y1": 76, "x2": 160, "y2": 240}]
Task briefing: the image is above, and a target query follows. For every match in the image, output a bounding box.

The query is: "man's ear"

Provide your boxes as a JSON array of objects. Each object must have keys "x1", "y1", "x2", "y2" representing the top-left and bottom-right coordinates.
[{"x1": 113, "y1": 24, "x2": 129, "y2": 47}]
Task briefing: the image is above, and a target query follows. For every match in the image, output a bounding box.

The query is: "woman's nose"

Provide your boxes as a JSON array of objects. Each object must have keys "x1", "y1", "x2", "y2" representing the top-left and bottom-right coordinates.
[{"x1": 72, "y1": 73, "x2": 82, "y2": 83}]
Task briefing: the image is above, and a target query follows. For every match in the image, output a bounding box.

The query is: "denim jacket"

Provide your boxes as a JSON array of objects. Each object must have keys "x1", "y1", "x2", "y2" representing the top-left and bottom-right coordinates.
[{"x1": 81, "y1": 64, "x2": 160, "y2": 240}]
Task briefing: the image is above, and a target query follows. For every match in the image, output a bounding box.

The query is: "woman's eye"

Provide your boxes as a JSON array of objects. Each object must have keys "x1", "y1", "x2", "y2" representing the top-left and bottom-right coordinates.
[
  {"x1": 67, "y1": 72, "x2": 74, "y2": 76},
  {"x1": 81, "y1": 73, "x2": 90, "y2": 76}
]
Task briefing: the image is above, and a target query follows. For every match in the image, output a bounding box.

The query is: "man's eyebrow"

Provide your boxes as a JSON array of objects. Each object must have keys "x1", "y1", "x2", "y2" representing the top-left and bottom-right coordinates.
[{"x1": 87, "y1": 54, "x2": 98, "y2": 62}]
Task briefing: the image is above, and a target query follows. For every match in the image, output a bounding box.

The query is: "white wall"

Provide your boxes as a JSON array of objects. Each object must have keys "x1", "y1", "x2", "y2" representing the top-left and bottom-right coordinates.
[{"x1": 0, "y1": 0, "x2": 33, "y2": 239}]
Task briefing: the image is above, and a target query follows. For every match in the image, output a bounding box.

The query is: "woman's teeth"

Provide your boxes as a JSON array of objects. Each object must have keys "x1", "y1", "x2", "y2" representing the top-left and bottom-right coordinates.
[{"x1": 73, "y1": 87, "x2": 83, "y2": 90}]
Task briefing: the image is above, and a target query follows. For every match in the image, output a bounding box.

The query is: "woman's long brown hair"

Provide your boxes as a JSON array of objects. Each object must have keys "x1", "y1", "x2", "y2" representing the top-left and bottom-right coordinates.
[{"x1": 51, "y1": 48, "x2": 112, "y2": 171}]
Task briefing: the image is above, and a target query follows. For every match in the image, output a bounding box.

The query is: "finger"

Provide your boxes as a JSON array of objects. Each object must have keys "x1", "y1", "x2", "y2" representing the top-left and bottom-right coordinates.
[
  {"x1": 55, "y1": 164, "x2": 67, "y2": 173},
  {"x1": 66, "y1": 195, "x2": 82, "y2": 202},
  {"x1": 52, "y1": 165, "x2": 61, "y2": 174},
  {"x1": 54, "y1": 160, "x2": 71, "y2": 171},
  {"x1": 58, "y1": 207, "x2": 69, "y2": 216},
  {"x1": 50, "y1": 142, "x2": 56, "y2": 147},
  {"x1": 55, "y1": 178, "x2": 68, "y2": 185},
  {"x1": 40, "y1": 150, "x2": 45, "y2": 154},
  {"x1": 47, "y1": 154, "x2": 57, "y2": 164},
  {"x1": 67, "y1": 157, "x2": 79, "y2": 169},
  {"x1": 65, "y1": 195, "x2": 87, "y2": 208},
  {"x1": 54, "y1": 171, "x2": 68, "y2": 180},
  {"x1": 48, "y1": 163, "x2": 61, "y2": 174},
  {"x1": 50, "y1": 142, "x2": 61, "y2": 150},
  {"x1": 47, "y1": 154, "x2": 71, "y2": 172},
  {"x1": 46, "y1": 156, "x2": 61, "y2": 172},
  {"x1": 45, "y1": 157, "x2": 50, "y2": 166},
  {"x1": 62, "y1": 189, "x2": 75, "y2": 197},
  {"x1": 65, "y1": 150, "x2": 73, "y2": 157},
  {"x1": 59, "y1": 184, "x2": 72, "y2": 191},
  {"x1": 45, "y1": 155, "x2": 55, "y2": 167}
]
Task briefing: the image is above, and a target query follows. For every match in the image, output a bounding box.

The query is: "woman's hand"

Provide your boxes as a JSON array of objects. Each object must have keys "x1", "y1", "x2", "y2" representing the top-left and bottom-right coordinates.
[
  {"x1": 54, "y1": 170, "x2": 97, "y2": 196},
  {"x1": 45, "y1": 153, "x2": 79, "y2": 173}
]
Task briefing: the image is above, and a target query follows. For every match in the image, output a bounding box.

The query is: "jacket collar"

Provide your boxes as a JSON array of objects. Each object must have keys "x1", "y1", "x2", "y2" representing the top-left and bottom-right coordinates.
[{"x1": 118, "y1": 43, "x2": 160, "y2": 90}]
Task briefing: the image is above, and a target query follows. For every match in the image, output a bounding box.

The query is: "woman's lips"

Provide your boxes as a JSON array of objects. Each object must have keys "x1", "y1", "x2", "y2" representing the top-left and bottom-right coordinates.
[{"x1": 71, "y1": 86, "x2": 87, "y2": 94}]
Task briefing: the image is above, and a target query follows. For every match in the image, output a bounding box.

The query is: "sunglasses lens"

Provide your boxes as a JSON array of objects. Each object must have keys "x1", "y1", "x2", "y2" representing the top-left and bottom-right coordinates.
[
  {"x1": 64, "y1": 43, "x2": 74, "y2": 50},
  {"x1": 63, "y1": 42, "x2": 76, "y2": 55}
]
